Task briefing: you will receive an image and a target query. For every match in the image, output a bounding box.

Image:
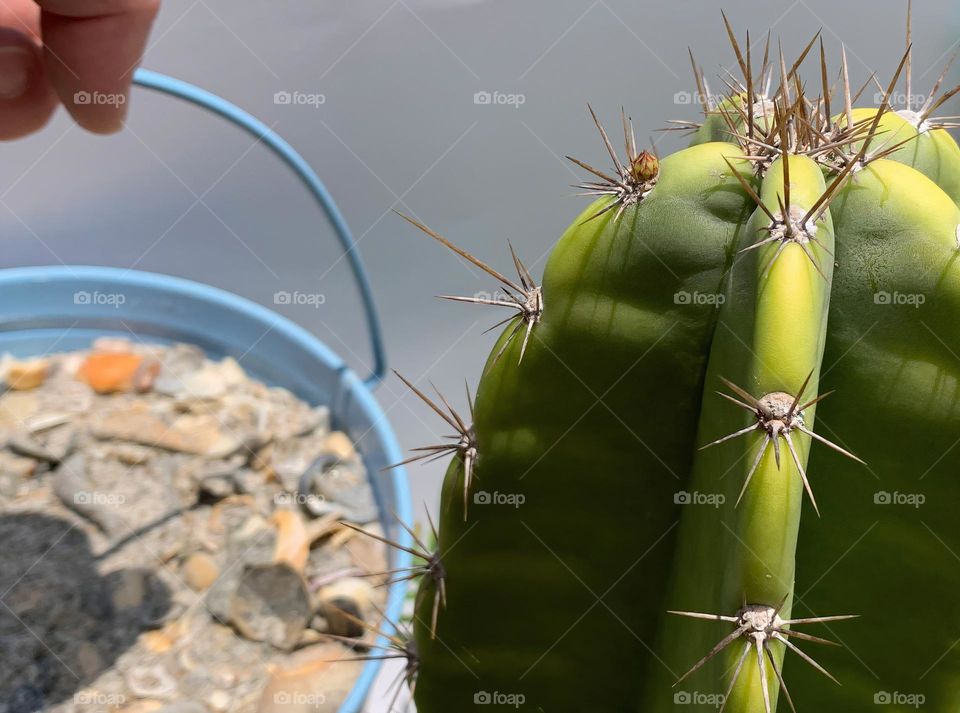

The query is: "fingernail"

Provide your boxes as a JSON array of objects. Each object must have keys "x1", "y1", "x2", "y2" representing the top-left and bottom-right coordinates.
[{"x1": 0, "y1": 46, "x2": 32, "y2": 99}]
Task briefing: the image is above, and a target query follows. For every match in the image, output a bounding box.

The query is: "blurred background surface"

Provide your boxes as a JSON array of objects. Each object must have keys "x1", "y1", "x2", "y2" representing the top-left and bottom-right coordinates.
[{"x1": 1, "y1": 2, "x2": 956, "y2": 707}]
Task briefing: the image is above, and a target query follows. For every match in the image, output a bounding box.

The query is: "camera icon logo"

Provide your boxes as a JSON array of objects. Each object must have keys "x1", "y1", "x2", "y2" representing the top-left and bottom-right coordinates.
[
  {"x1": 274, "y1": 91, "x2": 292, "y2": 105},
  {"x1": 474, "y1": 691, "x2": 491, "y2": 704},
  {"x1": 474, "y1": 91, "x2": 492, "y2": 105},
  {"x1": 474, "y1": 491, "x2": 492, "y2": 505}
]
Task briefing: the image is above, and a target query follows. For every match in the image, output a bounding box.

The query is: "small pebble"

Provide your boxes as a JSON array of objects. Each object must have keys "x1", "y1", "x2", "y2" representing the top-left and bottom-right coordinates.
[
  {"x1": 133, "y1": 359, "x2": 162, "y2": 393},
  {"x1": 78, "y1": 353, "x2": 145, "y2": 394},
  {"x1": 206, "y1": 690, "x2": 230, "y2": 711},
  {"x1": 182, "y1": 553, "x2": 220, "y2": 591},
  {"x1": 5, "y1": 358, "x2": 50, "y2": 391},
  {"x1": 92, "y1": 336, "x2": 135, "y2": 353},
  {"x1": 320, "y1": 432, "x2": 356, "y2": 461}
]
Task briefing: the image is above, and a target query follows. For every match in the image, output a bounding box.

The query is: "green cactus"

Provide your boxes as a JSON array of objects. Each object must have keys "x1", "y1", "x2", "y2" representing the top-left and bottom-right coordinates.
[{"x1": 350, "y1": 9, "x2": 960, "y2": 713}]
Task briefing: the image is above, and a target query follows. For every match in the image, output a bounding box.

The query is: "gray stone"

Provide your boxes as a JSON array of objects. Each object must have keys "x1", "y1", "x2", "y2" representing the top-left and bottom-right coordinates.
[
  {"x1": 9, "y1": 424, "x2": 77, "y2": 463},
  {"x1": 205, "y1": 516, "x2": 278, "y2": 622},
  {"x1": 152, "y1": 343, "x2": 206, "y2": 396},
  {"x1": 229, "y1": 562, "x2": 311, "y2": 650},
  {"x1": 299, "y1": 456, "x2": 377, "y2": 523},
  {"x1": 90, "y1": 403, "x2": 243, "y2": 458},
  {"x1": 54, "y1": 451, "x2": 182, "y2": 537}
]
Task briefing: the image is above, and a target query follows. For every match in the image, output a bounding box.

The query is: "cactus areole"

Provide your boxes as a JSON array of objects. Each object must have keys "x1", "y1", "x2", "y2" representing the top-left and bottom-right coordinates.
[{"x1": 352, "y1": 9, "x2": 960, "y2": 713}]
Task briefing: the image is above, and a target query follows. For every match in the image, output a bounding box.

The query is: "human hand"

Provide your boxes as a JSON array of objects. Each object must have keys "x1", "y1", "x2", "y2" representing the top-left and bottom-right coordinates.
[{"x1": 0, "y1": 0, "x2": 160, "y2": 139}]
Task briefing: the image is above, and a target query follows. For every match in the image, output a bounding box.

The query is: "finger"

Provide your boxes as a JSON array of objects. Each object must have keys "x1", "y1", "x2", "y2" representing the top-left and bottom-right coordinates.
[
  {"x1": 37, "y1": 0, "x2": 161, "y2": 134},
  {"x1": 0, "y1": 0, "x2": 57, "y2": 140},
  {"x1": 0, "y1": 29, "x2": 57, "y2": 140}
]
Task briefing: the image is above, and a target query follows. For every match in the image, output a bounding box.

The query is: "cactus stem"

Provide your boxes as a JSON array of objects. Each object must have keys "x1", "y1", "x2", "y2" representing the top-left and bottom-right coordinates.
[
  {"x1": 390, "y1": 370, "x2": 479, "y2": 516},
  {"x1": 343, "y1": 512, "x2": 448, "y2": 639},
  {"x1": 396, "y1": 213, "x2": 543, "y2": 364},
  {"x1": 566, "y1": 105, "x2": 659, "y2": 222},
  {"x1": 700, "y1": 374, "x2": 864, "y2": 514},
  {"x1": 669, "y1": 603, "x2": 857, "y2": 713}
]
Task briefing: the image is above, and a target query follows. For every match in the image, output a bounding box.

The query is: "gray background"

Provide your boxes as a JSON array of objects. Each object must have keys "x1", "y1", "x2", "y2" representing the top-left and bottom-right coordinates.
[{"x1": 1, "y1": 2, "x2": 956, "y2": 705}]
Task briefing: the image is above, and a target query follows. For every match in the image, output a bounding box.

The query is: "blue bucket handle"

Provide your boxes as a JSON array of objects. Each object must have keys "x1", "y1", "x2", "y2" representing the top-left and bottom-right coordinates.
[{"x1": 131, "y1": 68, "x2": 386, "y2": 389}]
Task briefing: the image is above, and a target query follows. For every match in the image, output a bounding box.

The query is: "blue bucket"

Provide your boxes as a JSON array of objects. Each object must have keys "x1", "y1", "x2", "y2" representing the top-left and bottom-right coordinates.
[{"x1": 0, "y1": 70, "x2": 413, "y2": 712}]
